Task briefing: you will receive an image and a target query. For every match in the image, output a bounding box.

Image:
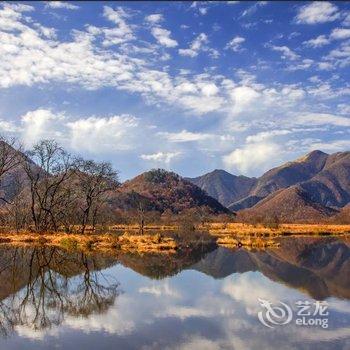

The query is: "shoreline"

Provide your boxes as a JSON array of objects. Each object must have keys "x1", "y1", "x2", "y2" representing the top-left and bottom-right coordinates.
[{"x1": 0, "y1": 223, "x2": 348, "y2": 253}]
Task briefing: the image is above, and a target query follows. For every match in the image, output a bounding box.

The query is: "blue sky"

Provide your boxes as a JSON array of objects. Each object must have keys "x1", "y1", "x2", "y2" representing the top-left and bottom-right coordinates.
[{"x1": 0, "y1": 1, "x2": 349, "y2": 180}]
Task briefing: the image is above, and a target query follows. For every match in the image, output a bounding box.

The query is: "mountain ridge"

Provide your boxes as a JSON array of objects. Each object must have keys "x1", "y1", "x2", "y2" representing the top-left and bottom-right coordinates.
[{"x1": 187, "y1": 150, "x2": 350, "y2": 222}]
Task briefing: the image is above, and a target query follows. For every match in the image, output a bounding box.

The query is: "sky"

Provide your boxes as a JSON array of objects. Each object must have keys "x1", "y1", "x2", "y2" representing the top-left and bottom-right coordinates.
[{"x1": 0, "y1": 1, "x2": 349, "y2": 181}]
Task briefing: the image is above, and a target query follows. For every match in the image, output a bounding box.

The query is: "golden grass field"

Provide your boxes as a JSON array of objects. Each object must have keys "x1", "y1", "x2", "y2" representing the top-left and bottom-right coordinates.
[
  {"x1": 0, "y1": 232, "x2": 178, "y2": 254},
  {"x1": 204, "y1": 222, "x2": 350, "y2": 236},
  {"x1": 0, "y1": 223, "x2": 348, "y2": 253}
]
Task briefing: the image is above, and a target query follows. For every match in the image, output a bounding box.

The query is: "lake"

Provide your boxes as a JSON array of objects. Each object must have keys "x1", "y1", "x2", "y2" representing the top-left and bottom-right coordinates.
[{"x1": 0, "y1": 236, "x2": 349, "y2": 350}]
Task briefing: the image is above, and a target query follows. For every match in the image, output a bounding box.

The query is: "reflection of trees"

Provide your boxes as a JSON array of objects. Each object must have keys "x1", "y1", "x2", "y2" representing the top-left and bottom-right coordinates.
[{"x1": 0, "y1": 247, "x2": 120, "y2": 336}]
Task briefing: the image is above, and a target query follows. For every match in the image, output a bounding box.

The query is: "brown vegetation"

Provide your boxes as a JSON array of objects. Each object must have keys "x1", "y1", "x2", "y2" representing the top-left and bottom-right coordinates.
[{"x1": 206, "y1": 222, "x2": 350, "y2": 237}]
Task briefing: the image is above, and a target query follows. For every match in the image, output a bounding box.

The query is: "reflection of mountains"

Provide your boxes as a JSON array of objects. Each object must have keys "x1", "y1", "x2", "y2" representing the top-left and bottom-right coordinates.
[
  {"x1": 191, "y1": 237, "x2": 350, "y2": 300},
  {"x1": 0, "y1": 236, "x2": 348, "y2": 335},
  {"x1": 118, "y1": 243, "x2": 217, "y2": 279}
]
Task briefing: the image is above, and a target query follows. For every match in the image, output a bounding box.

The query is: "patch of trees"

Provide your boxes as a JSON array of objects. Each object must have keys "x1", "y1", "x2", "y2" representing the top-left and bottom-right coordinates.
[
  {"x1": 144, "y1": 168, "x2": 176, "y2": 184},
  {"x1": 0, "y1": 136, "x2": 119, "y2": 233},
  {"x1": 0, "y1": 136, "x2": 236, "y2": 233}
]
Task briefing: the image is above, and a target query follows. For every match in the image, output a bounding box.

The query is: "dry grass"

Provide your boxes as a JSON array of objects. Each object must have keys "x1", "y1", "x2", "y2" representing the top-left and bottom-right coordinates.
[
  {"x1": 111, "y1": 224, "x2": 179, "y2": 231},
  {"x1": 0, "y1": 232, "x2": 178, "y2": 254},
  {"x1": 217, "y1": 236, "x2": 280, "y2": 249},
  {"x1": 0, "y1": 222, "x2": 348, "y2": 254},
  {"x1": 204, "y1": 223, "x2": 350, "y2": 237}
]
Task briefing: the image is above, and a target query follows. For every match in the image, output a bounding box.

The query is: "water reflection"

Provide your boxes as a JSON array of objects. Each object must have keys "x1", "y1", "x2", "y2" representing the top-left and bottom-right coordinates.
[
  {"x1": 0, "y1": 247, "x2": 119, "y2": 336},
  {"x1": 0, "y1": 237, "x2": 348, "y2": 350}
]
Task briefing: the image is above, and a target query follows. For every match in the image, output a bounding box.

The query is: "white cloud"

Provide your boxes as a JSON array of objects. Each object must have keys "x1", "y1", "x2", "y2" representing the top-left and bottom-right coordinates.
[
  {"x1": 179, "y1": 33, "x2": 208, "y2": 57},
  {"x1": 20, "y1": 109, "x2": 65, "y2": 147},
  {"x1": 303, "y1": 35, "x2": 330, "y2": 48},
  {"x1": 67, "y1": 115, "x2": 139, "y2": 153},
  {"x1": 306, "y1": 139, "x2": 350, "y2": 152},
  {"x1": 45, "y1": 1, "x2": 79, "y2": 10},
  {"x1": 296, "y1": 2, "x2": 339, "y2": 24},
  {"x1": 18, "y1": 108, "x2": 141, "y2": 153},
  {"x1": 338, "y1": 103, "x2": 350, "y2": 115},
  {"x1": 0, "y1": 119, "x2": 19, "y2": 133},
  {"x1": 240, "y1": 1, "x2": 267, "y2": 18},
  {"x1": 151, "y1": 26, "x2": 178, "y2": 47},
  {"x1": 270, "y1": 45, "x2": 299, "y2": 60},
  {"x1": 303, "y1": 28, "x2": 350, "y2": 49},
  {"x1": 225, "y1": 36, "x2": 245, "y2": 52},
  {"x1": 199, "y1": 7, "x2": 208, "y2": 16},
  {"x1": 330, "y1": 27, "x2": 350, "y2": 40},
  {"x1": 145, "y1": 13, "x2": 164, "y2": 24},
  {"x1": 343, "y1": 12, "x2": 350, "y2": 26},
  {"x1": 99, "y1": 6, "x2": 135, "y2": 46},
  {"x1": 326, "y1": 41, "x2": 350, "y2": 67},
  {"x1": 158, "y1": 130, "x2": 217, "y2": 142},
  {"x1": 317, "y1": 62, "x2": 334, "y2": 70},
  {"x1": 246, "y1": 129, "x2": 291, "y2": 143},
  {"x1": 296, "y1": 113, "x2": 350, "y2": 127},
  {"x1": 286, "y1": 58, "x2": 314, "y2": 71},
  {"x1": 223, "y1": 141, "x2": 281, "y2": 173},
  {"x1": 140, "y1": 152, "x2": 181, "y2": 164},
  {"x1": 229, "y1": 86, "x2": 261, "y2": 114}
]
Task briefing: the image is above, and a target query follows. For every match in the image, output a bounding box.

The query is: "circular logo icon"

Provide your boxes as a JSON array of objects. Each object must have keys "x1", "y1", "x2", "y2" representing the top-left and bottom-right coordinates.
[{"x1": 258, "y1": 298, "x2": 293, "y2": 328}]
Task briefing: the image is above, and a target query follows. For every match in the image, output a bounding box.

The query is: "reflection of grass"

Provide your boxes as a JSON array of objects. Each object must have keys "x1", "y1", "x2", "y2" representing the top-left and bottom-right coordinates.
[
  {"x1": 59, "y1": 237, "x2": 78, "y2": 250},
  {"x1": 217, "y1": 236, "x2": 280, "y2": 249}
]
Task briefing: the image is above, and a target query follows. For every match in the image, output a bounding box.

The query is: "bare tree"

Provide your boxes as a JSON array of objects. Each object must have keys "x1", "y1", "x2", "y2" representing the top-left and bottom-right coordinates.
[
  {"x1": 3, "y1": 172, "x2": 30, "y2": 232},
  {"x1": 23, "y1": 140, "x2": 74, "y2": 232},
  {"x1": 74, "y1": 159, "x2": 119, "y2": 234},
  {"x1": 0, "y1": 247, "x2": 120, "y2": 335},
  {"x1": 0, "y1": 136, "x2": 23, "y2": 205}
]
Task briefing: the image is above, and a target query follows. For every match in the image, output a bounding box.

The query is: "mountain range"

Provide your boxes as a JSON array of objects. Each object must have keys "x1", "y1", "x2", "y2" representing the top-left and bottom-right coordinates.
[
  {"x1": 187, "y1": 150, "x2": 350, "y2": 222},
  {"x1": 0, "y1": 142, "x2": 349, "y2": 222}
]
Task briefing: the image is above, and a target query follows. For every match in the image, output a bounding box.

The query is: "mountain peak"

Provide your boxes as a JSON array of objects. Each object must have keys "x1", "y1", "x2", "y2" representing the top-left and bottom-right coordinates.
[
  {"x1": 211, "y1": 169, "x2": 234, "y2": 176},
  {"x1": 296, "y1": 150, "x2": 328, "y2": 163},
  {"x1": 120, "y1": 169, "x2": 229, "y2": 214}
]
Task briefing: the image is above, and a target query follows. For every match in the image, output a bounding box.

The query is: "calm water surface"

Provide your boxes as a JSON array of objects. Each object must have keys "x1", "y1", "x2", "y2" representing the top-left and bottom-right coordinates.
[{"x1": 0, "y1": 237, "x2": 349, "y2": 350}]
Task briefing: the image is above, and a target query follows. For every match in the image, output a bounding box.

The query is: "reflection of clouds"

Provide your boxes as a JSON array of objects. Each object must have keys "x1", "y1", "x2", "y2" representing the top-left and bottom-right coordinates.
[
  {"x1": 221, "y1": 272, "x2": 302, "y2": 315},
  {"x1": 1, "y1": 262, "x2": 349, "y2": 350},
  {"x1": 139, "y1": 280, "x2": 181, "y2": 298},
  {"x1": 327, "y1": 297, "x2": 350, "y2": 314},
  {"x1": 297, "y1": 326, "x2": 350, "y2": 341},
  {"x1": 171, "y1": 335, "x2": 223, "y2": 350},
  {"x1": 156, "y1": 306, "x2": 213, "y2": 320},
  {"x1": 63, "y1": 295, "x2": 135, "y2": 335},
  {"x1": 15, "y1": 325, "x2": 59, "y2": 340}
]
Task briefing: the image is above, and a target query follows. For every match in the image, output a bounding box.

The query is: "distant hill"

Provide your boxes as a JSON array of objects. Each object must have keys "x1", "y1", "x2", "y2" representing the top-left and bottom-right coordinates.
[
  {"x1": 186, "y1": 169, "x2": 256, "y2": 207},
  {"x1": 298, "y1": 151, "x2": 350, "y2": 208},
  {"x1": 119, "y1": 169, "x2": 229, "y2": 214},
  {"x1": 189, "y1": 150, "x2": 349, "y2": 222},
  {"x1": 237, "y1": 186, "x2": 338, "y2": 223},
  {"x1": 229, "y1": 150, "x2": 330, "y2": 210},
  {"x1": 235, "y1": 151, "x2": 350, "y2": 222}
]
